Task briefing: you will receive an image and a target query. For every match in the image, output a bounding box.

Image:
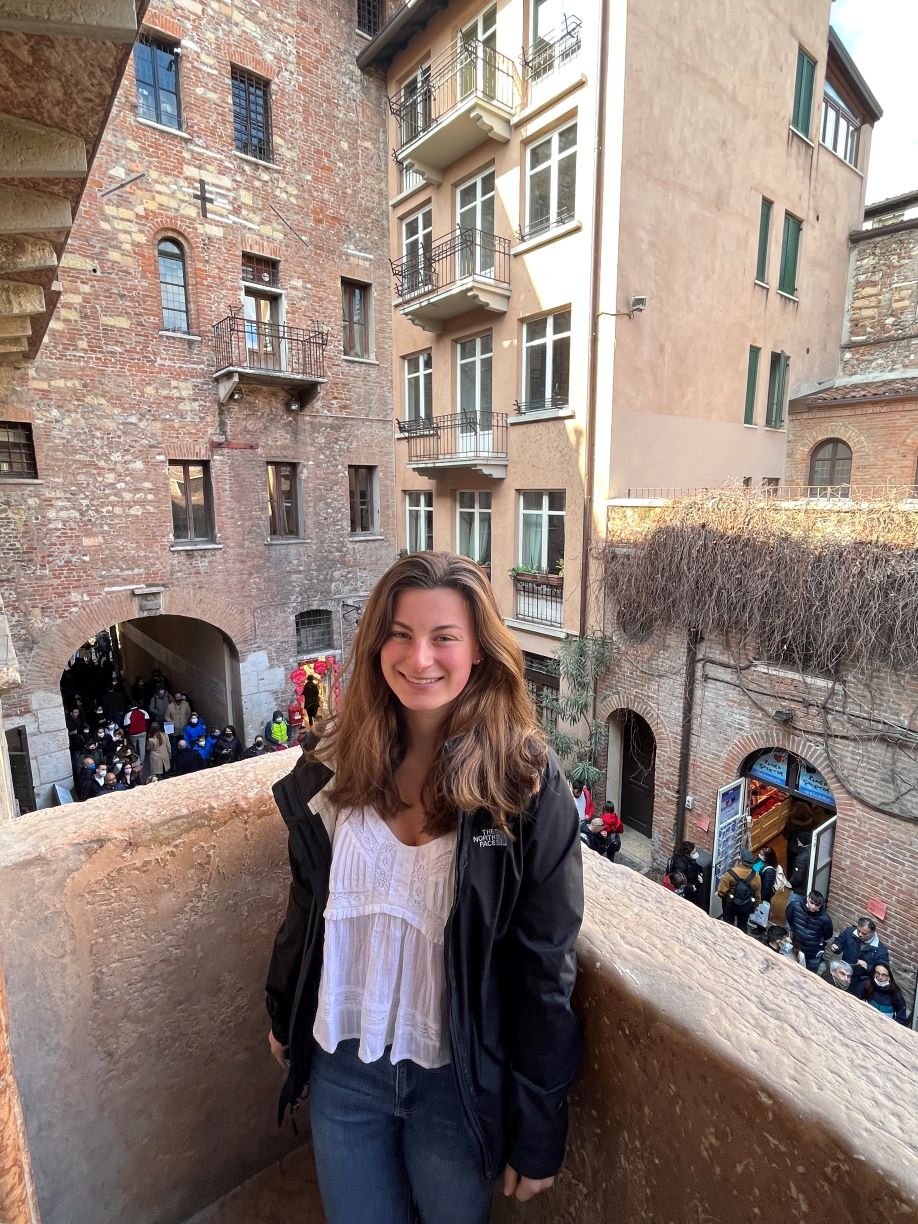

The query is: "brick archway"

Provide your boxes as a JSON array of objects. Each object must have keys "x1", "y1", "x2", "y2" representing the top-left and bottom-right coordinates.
[
  {"x1": 596, "y1": 690, "x2": 675, "y2": 760},
  {"x1": 24, "y1": 590, "x2": 255, "y2": 692},
  {"x1": 719, "y1": 730, "x2": 856, "y2": 820}
]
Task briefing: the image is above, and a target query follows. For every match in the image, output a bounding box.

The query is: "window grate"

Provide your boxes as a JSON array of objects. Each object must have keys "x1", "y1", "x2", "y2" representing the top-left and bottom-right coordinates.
[
  {"x1": 231, "y1": 66, "x2": 273, "y2": 162},
  {"x1": 0, "y1": 422, "x2": 38, "y2": 479},
  {"x1": 356, "y1": 0, "x2": 383, "y2": 36},
  {"x1": 242, "y1": 253, "x2": 280, "y2": 286},
  {"x1": 295, "y1": 609, "x2": 334, "y2": 655}
]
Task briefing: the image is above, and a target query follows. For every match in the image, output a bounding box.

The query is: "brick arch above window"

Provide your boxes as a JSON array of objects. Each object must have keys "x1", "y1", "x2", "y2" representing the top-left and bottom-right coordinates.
[
  {"x1": 223, "y1": 48, "x2": 276, "y2": 79},
  {"x1": 142, "y1": 10, "x2": 184, "y2": 40},
  {"x1": 808, "y1": 436, "x2": 853, "y2": 490}
]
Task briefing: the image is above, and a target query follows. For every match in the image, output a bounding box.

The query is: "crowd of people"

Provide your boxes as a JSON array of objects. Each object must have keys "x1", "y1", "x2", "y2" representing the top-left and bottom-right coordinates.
[
  {"x1": 573, "y1": 782, "x2": 623, "y2": 863},
  {"x1": 63, "y1": 662, "x2": 301, "y2": 801}
]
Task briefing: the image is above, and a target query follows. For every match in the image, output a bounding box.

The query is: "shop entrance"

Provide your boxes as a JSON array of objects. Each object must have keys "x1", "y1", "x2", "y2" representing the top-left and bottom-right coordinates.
[
  {"x1": 709, "y1": 747, "x2": 837, "y2": 918},
  {"x1": 607, "y1": 709, "x2": 656, "y2": 838}
]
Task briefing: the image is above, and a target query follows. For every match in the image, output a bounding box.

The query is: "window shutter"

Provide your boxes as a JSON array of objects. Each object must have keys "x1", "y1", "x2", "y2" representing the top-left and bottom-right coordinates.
[
  {"x1": 779, "y1": 215, "x2": 800, "y2": 296},
  {"x1": 756, "y1": 199, "x2": 772, "y2": 283},
  {"x1": 774, "y1": 352, "x2": 788, "y2": 428},
  {"x1": 793, "y1": 49, "x2": 816, "y2": 135},
  {"x1": 744, "y1": 347, "x2": 760, "y2": 425}
]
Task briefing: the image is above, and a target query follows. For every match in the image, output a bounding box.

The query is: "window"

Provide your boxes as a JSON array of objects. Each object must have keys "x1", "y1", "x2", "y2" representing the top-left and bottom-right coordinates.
[
  {"x1": 457, "y1": 491, "x2": 491, "y2": 567},
  {"x1": 406, "y1": 491, "x2": 433, "y2": 552},
  {"x1": 808, "y1": 438, "x2": 852, "y2": 495},
  {"x1": 778, "y1": 213, "x2": 802, "y2": 297},
  {"x1": 157, "y1": 238, "x2": 190, "y2": 332},
  {"x1": 762, "y1": 477, "x2": 780, "y2": 495},
  {"x1": 0, "y1": 422, "x2": 37, "y2": 479},
  {"x1": 821, "y1": 80, "x2": 861, "y2": 167},
  {"x1": 457, "y1": 333, "x2": 493, "y2": 431},
  {"x1": 398, "y1": 63, "x2": 432, "y2": 146},
  {"x1": 295, "y1": 609, "x2": 334, "y2": 655},
  {"x1": 527, "y1": 0, "x2": 582, "y2": 80},
  {"x1": 457, "y1": 168, "x2": 495, "y2": 278},
  {"x1": 134, "y1": 34, "x2": 181, "y2": 128},
  {"x1": 231, "y1": 66, "x2": 273, "y2": 161},
  {"x1": 519, "y1": 491, "x2": 565, "y2": 573},
  {"x1": 459, "y1": 4, "x2": 497, "y2": 100},
  {"x1": 523, "y1": 651, "x2": 560, "y2": 733},
  {"x1": 266, "y1": 462, "x2": 299, "y2": 538},
  {"x1": 402, "y1": 207, "x2": 432, "y2": 295},
  {"x1": 405, "y1": 350, "x2": 433, "y2": 420},
  {"x1": 525, "y1": 122, "x2": 576, "y2": 239},
  {"x1": 791, "y1": 47, "x2": 817, "y2": 137},
  {"x1": 756, "y1": 198, "x2": 772, "y2": 284},
  {"x1": 169, "y1": 461, "x2": 213, "y2": 543},
  {"x1": 242, "y1": 253, "x2": 280, "y2": 287},
  {"x1": 243, "y1": 271, "x2": 281, "y2": 370},
  {"x1": 349, "y1": 465, "x2": 378, "y2": 534},
  {"x1": 523, "y1": 310, "x2": 571, "y2": 411},
  {"x1": 743, "y1": 346, "x2": 760, "y2": 425},
  {"x1": 342, "y1": 280, "x2": 371, "y2": 359},
  {"x1": 765, "y1": 351, "x2": 789, "y2": 429},
  {"x1": 356, "y1": 0, "x2": 383, "y2": 36}
]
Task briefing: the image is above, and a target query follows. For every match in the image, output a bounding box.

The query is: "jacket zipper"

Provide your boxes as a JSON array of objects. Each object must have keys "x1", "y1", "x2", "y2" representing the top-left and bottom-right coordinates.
[{"x1": 445, "y1": 811, "x2": 493, "y2": 1180}]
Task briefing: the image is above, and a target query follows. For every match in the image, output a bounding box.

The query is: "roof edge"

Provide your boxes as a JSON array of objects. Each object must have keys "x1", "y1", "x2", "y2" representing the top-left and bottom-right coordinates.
[
  {"x1": 864, "y1": 188, "x2": 918, "y2": 218},
  {"x1": 827, "y1": 27, "x2": 883, "y2": 124},
  {"x1": 357, "y1": 0, "x2": 450, "y2": 72}
]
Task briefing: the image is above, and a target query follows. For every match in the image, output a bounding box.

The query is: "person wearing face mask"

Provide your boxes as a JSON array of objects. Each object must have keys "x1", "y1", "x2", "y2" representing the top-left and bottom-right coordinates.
[
  {"x1": 265, "y1": 710, "x2": 290, "y2": 747},
  {"x1": 185, "y1": 713, "x2": 206, "y2": 742},
  {"x1": 76, "y1": 756, "x2": 99, "y2": 801},
  {"x1": 764, "y1": 924, "x2": 806, "y2": 967},
  {"x1": 86, "y1": 766, "x2": 109, "y2": 799},
  {"x1": 121, "y1": 762, "x2": 142, "y2": 790},
  {"x1": 853, "y1": 964, "x2": 910, "y2": 1024},
  {"x1": 149, "y1": 684, "x2": 173, "y2": 727},
  {"x1": 665, "y1": 840, "x2": 704, "y2": 906},
  {"x1": 244, "y1": 735, "x2": 268, "y2": 759},
  {"x1": 785, "y1": 889, "x2": 833, "y2": 973},
  {"x1": 829, "y1": 917, "x2": 890, "y2": 992},
  {"x1": 211, "y1": 725, "x2": 243, "y2": 767}
]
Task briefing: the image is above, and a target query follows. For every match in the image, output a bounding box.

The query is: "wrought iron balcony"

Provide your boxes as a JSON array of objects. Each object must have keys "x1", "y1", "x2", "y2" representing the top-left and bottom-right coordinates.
[
  {"x1": 397, "y1": 411, "x2": 508, "y2": 478},
  {"x1": 514, "y1": 394, "x2": 570, "y2": 416},
  {"x1": 212, "y1": 311, "x2": 328, "y2": 401},
  {"x1": 513, "y1": 573, "x2": 564, "y2": 626},
  {"x1": 391, "y1": 228, "x2": 511, "y2": 332},
  {"x1": 389, "y1": 37, "x2": 517, "y2": 182},
  {"x1": 521, "y1": 15, "x2": 583, "y2": 83}
]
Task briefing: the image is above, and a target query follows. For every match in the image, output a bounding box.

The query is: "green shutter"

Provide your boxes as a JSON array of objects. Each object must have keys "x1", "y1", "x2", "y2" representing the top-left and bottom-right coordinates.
[
  {"x1": 744, "y1": 346, "x2": 760, "y2": 424},
  {"x1": 767, "y1": 351, "x2": 788, "y2": 428},
  {"x1": 792, "y1": 49, "x2": 816, "y2": 135},
  {"x1": 779, "y1": 213, "x2": 801, "y2": 296},
  {"x1": 756, "y1": 199, "x2": 772, "y2": 283}
]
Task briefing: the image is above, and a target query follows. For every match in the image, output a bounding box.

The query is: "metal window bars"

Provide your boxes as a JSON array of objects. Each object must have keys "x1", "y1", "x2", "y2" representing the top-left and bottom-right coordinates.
[
  {"x1": 391, "y1": 227, "x2": 511, "y2": 300},
  {"x1": 513, "y1": 394, "x2": 570, "y2": 415},
  {"x1": 521, "y1": 15, "x2": 582, "y2": 82},
  {"x1": 356, "y1": 0, "x2": 383, "y2": 37},
  {"x1": 516, "y1": 204, "x2": 575, "y2": 244},
  {"x1": 514, "y1": 575, "x2": 564, "y2": 627},
  {"x1": 213, "y1": 311, "x2": 328, "y2": 379}
]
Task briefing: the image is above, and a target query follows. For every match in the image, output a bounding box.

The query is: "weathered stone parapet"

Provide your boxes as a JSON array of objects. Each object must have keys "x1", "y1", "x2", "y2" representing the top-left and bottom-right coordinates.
[{"x1": 0, "y1": 961, "x2": 40, "y2": 1224}]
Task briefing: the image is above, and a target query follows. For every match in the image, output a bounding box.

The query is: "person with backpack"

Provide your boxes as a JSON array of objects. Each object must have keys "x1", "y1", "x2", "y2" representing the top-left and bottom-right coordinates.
[
  {"x1": 785, "y1": 890, "x2": 833, "y2": 973},
  {"x1": 716, "y1": 849, "x2": 761, "y2": 934}
]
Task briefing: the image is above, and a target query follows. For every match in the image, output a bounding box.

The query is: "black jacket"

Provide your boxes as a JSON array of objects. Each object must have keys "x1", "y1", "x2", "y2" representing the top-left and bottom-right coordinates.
[
  {"x1": 265, "y1": 747, "x2": 584, "y2": 1182},
  {"x1": 786, "y1": 894, "x2": 833, "y2": 958}
]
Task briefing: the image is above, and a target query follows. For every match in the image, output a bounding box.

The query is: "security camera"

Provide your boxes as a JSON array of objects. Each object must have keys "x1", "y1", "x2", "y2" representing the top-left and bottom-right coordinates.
[
  {"x1": 630, "y1": 295, "x2": 647, "y2": 314},
  {"x1": 229, "y1": 388, "x2": 244, "y2": 402},
  {"x1": 286, "y1": 394, "x2": 304, "y2": 413}
]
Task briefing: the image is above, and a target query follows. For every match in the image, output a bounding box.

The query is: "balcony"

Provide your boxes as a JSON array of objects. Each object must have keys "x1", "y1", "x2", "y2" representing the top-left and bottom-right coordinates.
[
  {"x1": 397, "y1": 411, "x2": 508, "y2": 478},
  {"x1": 390, "y1": 38, "x2": 517, "y2": 183},
  {"x1": 521, "y1": 15, "x2": 583, "y2": 87},
  {"x1": 1, "y1": 771, "x2": 915, "y2": 1224},
  {"x1": 513, "y1": 572, "x2": 564, "y2": 627},
  {"x1": 391, "y1": 228, "x2": 511, "y2": 333},
  {"x1": 212, "y1": 311, "x2": 328, "y2": 404}
]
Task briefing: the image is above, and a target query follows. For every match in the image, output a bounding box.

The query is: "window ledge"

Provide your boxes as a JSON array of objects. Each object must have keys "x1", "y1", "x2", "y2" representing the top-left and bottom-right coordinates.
[
  {"x1": 513, "y1": 71, "x2": 588, "y2": 129},
  {"x1": 754, "y1": 279, "x2": 769, "y2": 290},
  {"x1": 135, "y1": 115, "x2": 191, "y2": 140},
  {"x1": 819, "y1": 140, "x2": 863, "y2": 176},
  {"x1": 742, "y1": 423, "x2": 758, "y2": 429},
  {"x1": 508, "y1": 407, "x2": 576, "y2": 425},
  {"x1": 158, "y1": 330, "x2": 203, "y2": 341},
  {"x1": 265, "y1": 537, "x2": 306, "y2": 546},
  {"x1": 503, "y1": 617, "x2": 568, "y2": 640},
  {"x1": 776, "y1": 290, "x2": 799, "y2": 303},
  {"x1": 0, "y1": 477, "x2": 42, "y2": 486},
  {"x1": 233, "y1": 151, "x2": 281, "y2": 171},
  {"x1": 789, "y1": 125, "x2": 815, "y2": 148},
  {"x1": 511, "y1": 219, "x2": 582, "y2": 257},
  {"x1": 389, "y1": 182, "x2": 430, "y2": 209},
  {"x1": 763, "y1": 424, "x2": 786, "y2": 433},
  {"x1": 342, "y1": 356, "x2": 379, "y2": 366},
  {"x1": 753, "y1": 662, "x2": 833, "y2": 688},
  {"x1": 349, "y1": 533, "x2": 384, "y2": 541},
  {"x1": 170, "y1": 542, "x2": 222, "y2": 552}
]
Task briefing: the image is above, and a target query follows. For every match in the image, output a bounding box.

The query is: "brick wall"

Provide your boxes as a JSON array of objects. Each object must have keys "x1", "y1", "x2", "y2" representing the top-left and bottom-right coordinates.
[
  {"x1": 0, "y1": 0, "x2": 395, "y2": 805},
  {"x1": 785, "y1": 398, "x2": 918, "y2": 488},
  {"x1": 842, "y1": 221, "x2": 918, "y2": 376}
]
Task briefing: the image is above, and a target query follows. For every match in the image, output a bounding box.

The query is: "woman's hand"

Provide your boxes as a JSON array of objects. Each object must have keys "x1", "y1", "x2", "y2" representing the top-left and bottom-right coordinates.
[
  {"x1": 267, "y1": 1028, "x2": 288, "y2": 1069},
  {"x1": 502, "y1": 1166, "x2": 554, "y2": 1201}
]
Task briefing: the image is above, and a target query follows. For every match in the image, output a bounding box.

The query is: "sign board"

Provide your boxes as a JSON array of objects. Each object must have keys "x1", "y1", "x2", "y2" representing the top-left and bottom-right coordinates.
[
  {"x1": 710, "y1": 777, "x2": 749, "y2": 915},
  {"x1": 748, "y1": 748, "x2": 789, "y2": 788},
  {"x1": 798, "y1": 763, "x2": 834, "y2": 806}
]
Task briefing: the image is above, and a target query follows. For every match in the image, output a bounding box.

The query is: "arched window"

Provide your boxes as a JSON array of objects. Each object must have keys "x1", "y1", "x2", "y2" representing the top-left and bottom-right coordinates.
[
  {"x1": 808, "y1": 437, "x2": 851, "y2": 495},
  {"x1": 157, "y1": 238, "x2": 190, "y2": 332}
]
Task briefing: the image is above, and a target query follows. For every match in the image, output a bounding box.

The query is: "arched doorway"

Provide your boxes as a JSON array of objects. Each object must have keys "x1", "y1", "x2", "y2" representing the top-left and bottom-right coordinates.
[{"x1": 607, "y1": 709, "x2": 656, "y2": 838}]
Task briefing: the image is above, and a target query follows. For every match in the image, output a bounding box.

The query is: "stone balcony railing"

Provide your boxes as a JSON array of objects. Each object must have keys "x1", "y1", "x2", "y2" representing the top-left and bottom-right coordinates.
[{"x1": 0, "y1": 756, "x2": 915, "y2": 1224}]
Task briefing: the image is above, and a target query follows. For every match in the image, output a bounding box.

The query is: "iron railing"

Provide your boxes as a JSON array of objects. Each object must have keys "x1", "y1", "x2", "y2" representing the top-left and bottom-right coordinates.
[
  {"x1": 392, "y1": 228, "x2": 511, "y2": 300},
  {"x1": 516, "y1": 205, "x2": 575, "y2": 244},
  {"x1": 213, "y1": 312, "x2": 328, "y2": 380},
  {"x1": 514, "y1": 575, "x2": 564, "y2": 627},
  {"x1": 389, "y1": 36, "x2": 516, "y2": 154},
  {"x1": 514, "y1": 394, "x2": 569, "y2": 415},
  {"x1": 521, "y1": 15, "x2": 582, "y2": 82},
  {"x1": 400, "y1": 411, "x2": 508, "y2": 465},
  {"x1": 622, "y1": 484, "x2": 918, "y2": 502}
]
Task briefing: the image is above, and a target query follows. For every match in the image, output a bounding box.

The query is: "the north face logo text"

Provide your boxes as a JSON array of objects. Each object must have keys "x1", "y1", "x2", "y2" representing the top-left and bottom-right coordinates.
[{"x1": 473, "y1": 829, "x2": 508, "y2": 848}]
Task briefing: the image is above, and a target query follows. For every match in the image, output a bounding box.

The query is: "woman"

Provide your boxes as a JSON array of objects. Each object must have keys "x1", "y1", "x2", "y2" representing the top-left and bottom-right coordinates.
[
  {"x1": 146, "y1": 721, "x2": 172, "y2": 777},
  {"x1": 265, "y1": 553, "x2": 583, "y2": 1224},
  {"x1": 853, "y1": 964, "x2": 910, "y2": 1024},
  {"x1": 764, "y1": 924, "x2": 806, "y2": 967},
  {"x1": 211, "y1": 724, "x2": 243, "y2": 767},
  {"x1": 665, "y1": 840, "x2": 704, "y2": 905}
]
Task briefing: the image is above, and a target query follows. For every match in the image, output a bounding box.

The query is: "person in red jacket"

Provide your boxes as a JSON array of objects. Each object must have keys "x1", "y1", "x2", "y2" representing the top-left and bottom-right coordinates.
[
  {"x1": 571, "y1": 780, "x2": 593, "y2": 822},
  {"x1": 124, "y1": 703, "x2": 150, "y2": 765}
]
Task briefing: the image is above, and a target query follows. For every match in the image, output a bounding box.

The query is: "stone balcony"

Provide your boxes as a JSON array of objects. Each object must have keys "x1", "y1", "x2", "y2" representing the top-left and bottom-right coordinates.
[{"x1": 0, "y1": 756, "x2": 915, "y2": 1224}]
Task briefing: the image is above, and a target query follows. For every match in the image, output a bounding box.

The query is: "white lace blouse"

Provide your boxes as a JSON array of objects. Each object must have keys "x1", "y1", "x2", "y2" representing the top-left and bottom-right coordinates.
[{"x1": 313, "y1": 807, "x2": 458, "y2": 1068}]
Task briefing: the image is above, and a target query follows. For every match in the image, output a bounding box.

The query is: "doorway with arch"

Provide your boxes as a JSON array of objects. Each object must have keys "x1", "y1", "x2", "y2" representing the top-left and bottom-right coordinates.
[{"x1": 605, "y1": 709, "x2": 656, "y2": 839}]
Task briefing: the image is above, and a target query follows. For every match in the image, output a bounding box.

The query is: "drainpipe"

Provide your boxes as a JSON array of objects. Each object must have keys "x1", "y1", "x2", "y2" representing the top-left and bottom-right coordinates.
[
  {"x1": 673, "y1": 628, "x2": 700, "y2": 847},
  {"x1": 579, "y1": 0, "x2": 612, "y2": 640}
]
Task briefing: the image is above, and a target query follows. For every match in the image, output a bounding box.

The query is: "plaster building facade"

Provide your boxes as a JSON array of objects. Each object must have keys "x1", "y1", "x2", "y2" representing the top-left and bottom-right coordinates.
[
  {"x1": 0, "y1": 0, "x2": 395, "y2": 811},
  {"x1": 357, "y1": 0, "x2": 878, "y2": 687},
  {"x1": 786, "y1": 189, "x2": 918, "y2": 493}
]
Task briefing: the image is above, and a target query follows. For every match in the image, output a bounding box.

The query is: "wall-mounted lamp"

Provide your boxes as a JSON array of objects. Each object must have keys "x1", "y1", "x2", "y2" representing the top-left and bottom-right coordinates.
[
  {"x1": 599, "y1": 295, "x2": 648, "y2": 321},
  {"x1": 773, "y1": 708, "x2": 795, "y2": 724}
]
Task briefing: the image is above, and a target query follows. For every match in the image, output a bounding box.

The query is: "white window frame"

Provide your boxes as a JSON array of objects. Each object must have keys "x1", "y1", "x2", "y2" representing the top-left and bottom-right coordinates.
[
  {"x1": 404, "y1": 350, "x2": 433, "y2": 421},
  {"x1": 456, "y1": 331, "x2": 493, "y2": 429},
  {"x1": 456, "y1": 490, "x2": 492, "y2": 566},
  {"x1": 348, "y1": 464, "x2": 379, "y2": 535},
  {"x1": 406, "y1": 490, "x2": 433, "y2": 552},
  {"x1": 525, "y1": 120, "x2": 577, "y2": 236},
  {"x1": 522, "y1": 309, "x2": 571, "y2": 410},
  {"x1": 518, "y1": 490, "x2": 565, "y2": 571},
  {"x1": 398, "y1": 61, "x2": 431, "y2": 146},
  {"x1": 456, "y1": 166, "x2": 496, "y2": 277}
]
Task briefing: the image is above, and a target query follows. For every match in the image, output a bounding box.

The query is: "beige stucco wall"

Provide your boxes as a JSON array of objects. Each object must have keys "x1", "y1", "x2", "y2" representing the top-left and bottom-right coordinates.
[
  {"x1": 609, "y1": 0, "x2": 871, "y2": 494},
  {"x1": 0, "y1": 753, "x2": 304, "y2": 1224}
]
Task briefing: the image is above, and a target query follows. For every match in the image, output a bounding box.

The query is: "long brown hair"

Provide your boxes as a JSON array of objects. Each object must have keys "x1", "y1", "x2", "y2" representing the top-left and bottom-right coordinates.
[{"x1": 312, "y1": 552, "x2": 547, "y2": 836}]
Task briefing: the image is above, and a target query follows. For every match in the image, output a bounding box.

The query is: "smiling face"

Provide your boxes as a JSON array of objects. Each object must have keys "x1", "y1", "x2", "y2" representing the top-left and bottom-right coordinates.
[{"x1": 379, "y1": 586, "x2": 479, "y2": 725}]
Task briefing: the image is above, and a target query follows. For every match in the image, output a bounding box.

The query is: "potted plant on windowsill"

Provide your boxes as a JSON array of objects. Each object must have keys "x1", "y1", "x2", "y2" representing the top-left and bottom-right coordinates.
[{"x1": 510, "y1": 562, "x2": 563, "y2": 588}]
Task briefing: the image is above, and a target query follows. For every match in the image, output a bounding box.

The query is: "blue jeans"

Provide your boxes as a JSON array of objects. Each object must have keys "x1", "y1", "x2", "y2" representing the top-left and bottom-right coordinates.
[{"x1": 308, "y1": 1040, "x2": 495, "y2": 1224}]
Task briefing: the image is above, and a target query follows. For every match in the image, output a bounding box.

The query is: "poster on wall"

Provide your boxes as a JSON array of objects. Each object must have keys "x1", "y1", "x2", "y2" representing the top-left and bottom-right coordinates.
[
  {"x1": 710, "y1": 777, "x2": 749, "y2": 915},
  {"x1": 749, "y1": 748, "x2": 789, "y2": 788},
  {"x1": 798, "y1": 763, "x2": 835, "y2": 806}
]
